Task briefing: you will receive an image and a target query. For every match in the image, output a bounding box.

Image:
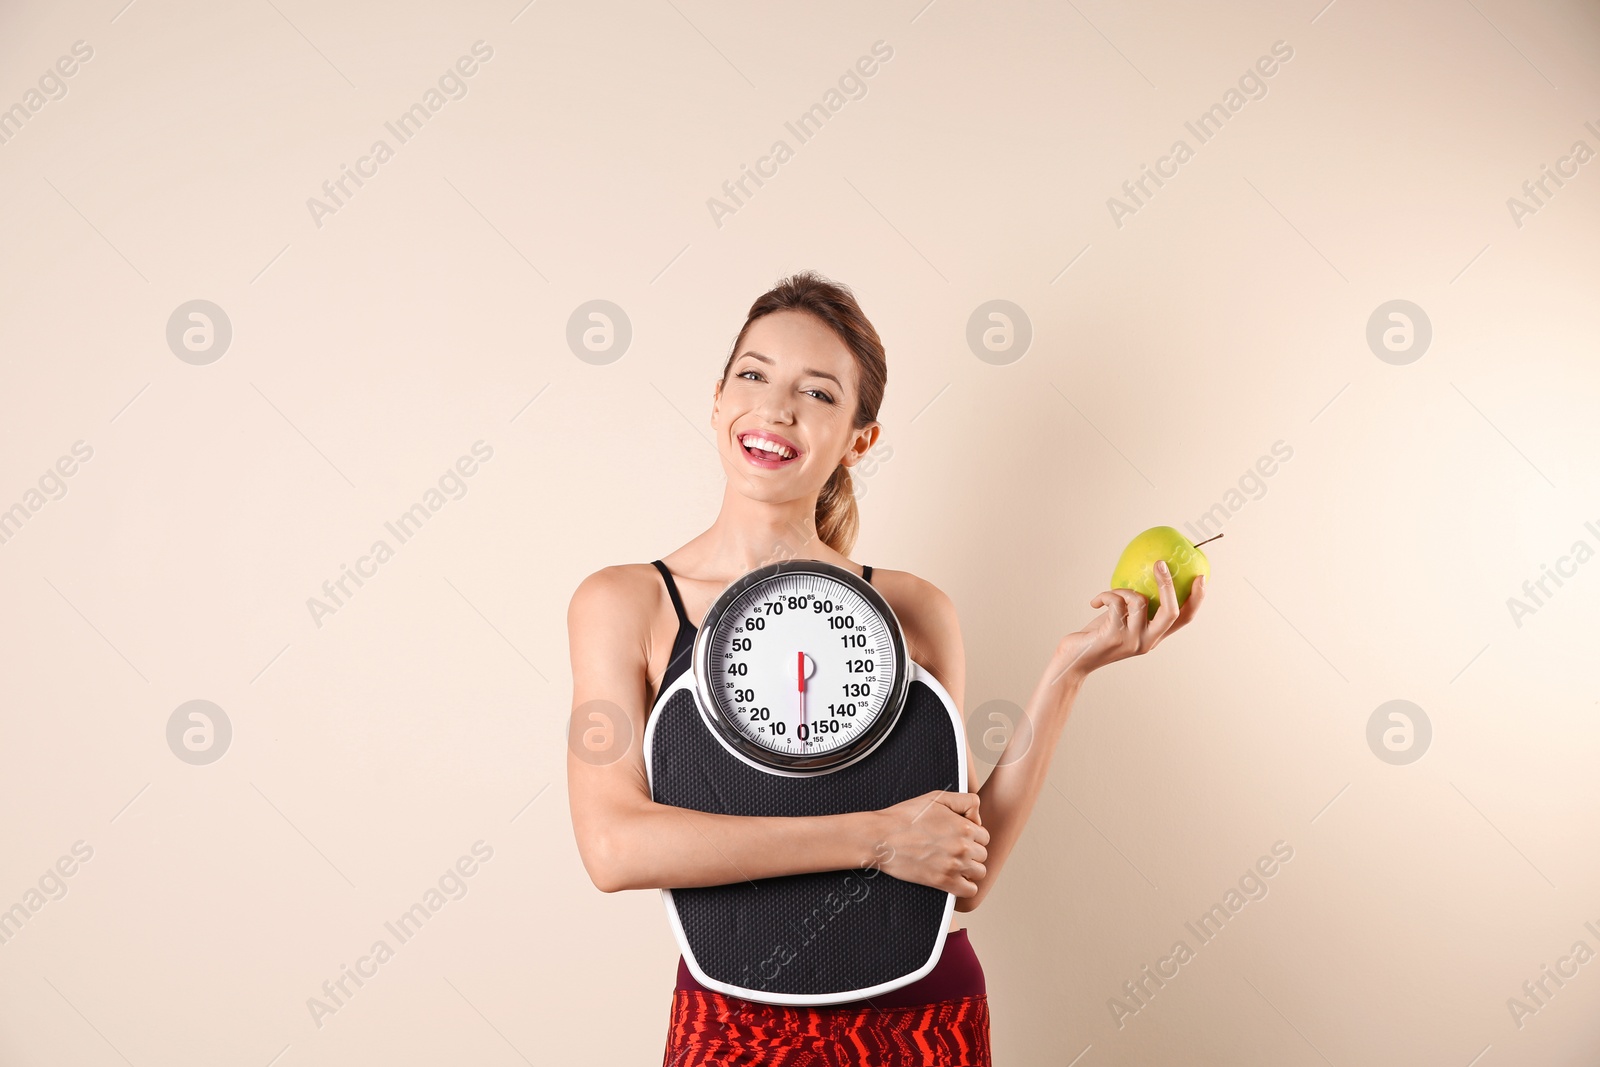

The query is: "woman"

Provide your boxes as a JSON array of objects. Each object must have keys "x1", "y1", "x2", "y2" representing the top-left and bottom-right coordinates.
[{"x1": 566, "y1": 271, "x2": 1204, "y2": 1065}]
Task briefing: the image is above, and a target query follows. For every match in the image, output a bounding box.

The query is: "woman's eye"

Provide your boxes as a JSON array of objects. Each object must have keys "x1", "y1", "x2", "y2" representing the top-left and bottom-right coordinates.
[{"x1": 734, "y1": 369, "x2": 830, "y2": 403}]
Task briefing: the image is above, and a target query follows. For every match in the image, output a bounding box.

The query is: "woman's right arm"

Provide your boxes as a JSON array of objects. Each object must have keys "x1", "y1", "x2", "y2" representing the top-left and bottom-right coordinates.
[{"x1": 565, "y1": 566, "x2": 989, "y2": 896}]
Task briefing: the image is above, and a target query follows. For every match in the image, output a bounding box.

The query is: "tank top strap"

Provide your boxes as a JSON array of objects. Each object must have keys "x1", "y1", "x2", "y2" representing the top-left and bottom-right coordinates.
[
  {"x1": 650, "y1": 560, "x2": 693, "y2": 632},
  {"x1": 654, "y1": 559, "x2": 867, "y2": 616}
]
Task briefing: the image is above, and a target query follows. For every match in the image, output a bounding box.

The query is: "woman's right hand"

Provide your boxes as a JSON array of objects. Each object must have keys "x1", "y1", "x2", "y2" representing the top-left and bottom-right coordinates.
[{"x1": 871, "y1": 790, "x2": 990, "y2": 898}]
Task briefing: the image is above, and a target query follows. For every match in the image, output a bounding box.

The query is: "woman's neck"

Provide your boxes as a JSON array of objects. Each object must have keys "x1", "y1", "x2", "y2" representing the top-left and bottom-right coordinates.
[{"x1": 670, "y1": 490, "x2": 849, "y2": 580}]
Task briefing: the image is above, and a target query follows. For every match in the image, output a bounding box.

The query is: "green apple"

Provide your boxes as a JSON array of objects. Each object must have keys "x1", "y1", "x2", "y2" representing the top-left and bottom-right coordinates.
[{"x1": 1110, "y1": 526, "x2": 1213, "y2": 620}]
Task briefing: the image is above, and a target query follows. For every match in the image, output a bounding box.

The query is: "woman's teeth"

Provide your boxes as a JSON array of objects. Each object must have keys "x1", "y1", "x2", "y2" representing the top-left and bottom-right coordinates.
[{"x1": 742, "y1": 436, "x2": 795, "y2": 460}]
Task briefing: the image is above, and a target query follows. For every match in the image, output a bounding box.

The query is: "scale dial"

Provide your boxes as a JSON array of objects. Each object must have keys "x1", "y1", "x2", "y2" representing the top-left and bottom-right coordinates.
[{"x1": 692, "y1": 559, "x2": 910, "y2": 774}]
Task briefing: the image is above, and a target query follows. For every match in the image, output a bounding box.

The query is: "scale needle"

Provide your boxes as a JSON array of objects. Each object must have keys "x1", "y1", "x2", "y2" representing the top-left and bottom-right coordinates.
[{"x1": 797, "y1": 649, "x2": 806, "y2": 743}]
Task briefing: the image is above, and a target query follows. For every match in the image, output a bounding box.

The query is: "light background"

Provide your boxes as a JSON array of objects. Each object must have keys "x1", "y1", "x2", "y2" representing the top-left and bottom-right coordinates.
[{"x1": 2, "y1": 0, "x2": 1598, "y2": 1063}]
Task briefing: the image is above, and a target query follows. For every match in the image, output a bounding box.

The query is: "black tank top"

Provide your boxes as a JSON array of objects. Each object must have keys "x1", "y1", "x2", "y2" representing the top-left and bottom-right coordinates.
[{"x1": 650, "y1": 559, "x2": 872, "y2": 695}]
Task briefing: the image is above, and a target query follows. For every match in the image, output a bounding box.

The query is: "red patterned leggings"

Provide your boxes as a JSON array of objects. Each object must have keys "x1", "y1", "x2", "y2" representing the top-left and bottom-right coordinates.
[{"x1": 661, "y1": 989, "x2": 992, "y2": 1066}]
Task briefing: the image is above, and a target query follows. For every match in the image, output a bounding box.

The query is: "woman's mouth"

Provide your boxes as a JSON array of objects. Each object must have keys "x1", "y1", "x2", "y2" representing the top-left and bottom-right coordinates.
[{"x1": 738, "y1": 431, "x2": 802, "y2": 469}]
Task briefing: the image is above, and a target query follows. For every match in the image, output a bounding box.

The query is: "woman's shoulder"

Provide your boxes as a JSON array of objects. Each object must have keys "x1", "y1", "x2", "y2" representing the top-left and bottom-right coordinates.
[
  {"x1": 868, "y1": 567, "x2": 963, "y2": 695},
  {"x1": 870, "y1": 565, "x2": 952, "y2": 606},
  {"x1": 567, "y1": 562, "x2": 667, "y2": 624},
  {"x1": 867, "y1": 566, "x2": 960, "y2": 635}
]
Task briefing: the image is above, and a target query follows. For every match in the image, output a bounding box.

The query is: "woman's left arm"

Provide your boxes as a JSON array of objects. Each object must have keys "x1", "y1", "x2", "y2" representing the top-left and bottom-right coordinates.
[{"x1": 917, "y1": 561, "x2": 1207, "y2": 913}]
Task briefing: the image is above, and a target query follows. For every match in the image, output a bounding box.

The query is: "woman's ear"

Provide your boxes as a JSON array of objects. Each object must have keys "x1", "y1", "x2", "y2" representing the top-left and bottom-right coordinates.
[{"x1": 840, "y1": 422, "x2": 881, "y2": 468}]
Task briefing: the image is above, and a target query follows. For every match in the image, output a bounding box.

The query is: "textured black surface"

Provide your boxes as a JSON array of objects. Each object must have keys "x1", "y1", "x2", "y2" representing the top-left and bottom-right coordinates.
[{"x1": 650, "y1": 680, "x2": 959, "y2": 998}]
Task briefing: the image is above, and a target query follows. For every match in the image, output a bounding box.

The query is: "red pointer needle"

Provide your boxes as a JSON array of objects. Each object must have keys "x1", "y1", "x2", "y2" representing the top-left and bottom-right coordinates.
[{"x1": 797, "y1": 650, "x2": 806, "y2": 743}]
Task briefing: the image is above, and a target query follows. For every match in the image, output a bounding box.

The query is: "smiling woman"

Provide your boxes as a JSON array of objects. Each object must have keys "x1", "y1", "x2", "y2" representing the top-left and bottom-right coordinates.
[
  {"x1": 565, "y1": 271, "x2": 1204, "y2": 1065},
  {"x1": 566, "y1": 271, "x2": 997, "y2": 1063}
]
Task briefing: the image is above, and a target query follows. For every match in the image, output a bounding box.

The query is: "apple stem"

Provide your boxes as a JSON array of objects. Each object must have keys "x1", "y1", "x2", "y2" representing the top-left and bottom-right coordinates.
[{"x1": 1192, "y1": 533, "x2": 1224, "y2": 548}]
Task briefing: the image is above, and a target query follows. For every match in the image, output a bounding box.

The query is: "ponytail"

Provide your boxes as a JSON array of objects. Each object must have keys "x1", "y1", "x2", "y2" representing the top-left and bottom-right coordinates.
[{"x1": 815, "y1": 462, "x2": 858, "y2": 557}]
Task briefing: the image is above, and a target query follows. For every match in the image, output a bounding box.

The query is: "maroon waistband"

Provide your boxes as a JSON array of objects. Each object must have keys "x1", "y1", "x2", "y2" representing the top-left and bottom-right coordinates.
[{"x1": 674, "y1": 927, "x2": 985, "y2": 1011}]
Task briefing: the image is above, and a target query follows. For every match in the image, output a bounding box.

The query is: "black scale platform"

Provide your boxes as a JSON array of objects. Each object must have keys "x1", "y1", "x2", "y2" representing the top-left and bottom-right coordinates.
[{"x1": 649, "y1": 677, "x2": 960, "y2": 1001}]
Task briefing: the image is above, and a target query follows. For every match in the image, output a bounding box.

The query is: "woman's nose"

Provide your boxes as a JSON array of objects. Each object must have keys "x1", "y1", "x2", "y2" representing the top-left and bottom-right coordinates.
[{"x1": 757, "y1": 395, "x2": 795, "y2": 422}]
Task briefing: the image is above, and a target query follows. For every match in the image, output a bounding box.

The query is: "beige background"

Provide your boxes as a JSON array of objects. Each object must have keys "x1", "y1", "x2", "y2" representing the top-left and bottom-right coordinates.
[{"x1": 2, "y1": 0, "x2": 1598, "y2": 1063}]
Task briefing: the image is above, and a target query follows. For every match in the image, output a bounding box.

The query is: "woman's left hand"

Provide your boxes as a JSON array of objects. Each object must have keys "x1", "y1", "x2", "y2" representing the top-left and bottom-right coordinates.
[{"x1": 1051, "y1": 561, "x2": 1206, "y2": 682}]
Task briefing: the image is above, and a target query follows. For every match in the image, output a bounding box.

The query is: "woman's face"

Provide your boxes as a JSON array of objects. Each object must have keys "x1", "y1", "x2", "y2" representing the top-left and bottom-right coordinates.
[{"x1": 712, "y1": 309, "x2": 878, "y2": 503}]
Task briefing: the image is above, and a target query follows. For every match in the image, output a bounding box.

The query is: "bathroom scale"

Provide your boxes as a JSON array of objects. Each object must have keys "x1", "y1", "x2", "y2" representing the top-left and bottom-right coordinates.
[{"x1": 643, "y1": 558, "x2": 967, "y2": 1006}]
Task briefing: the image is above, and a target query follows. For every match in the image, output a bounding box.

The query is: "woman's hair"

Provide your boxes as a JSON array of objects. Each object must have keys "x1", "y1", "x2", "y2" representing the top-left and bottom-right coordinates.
[{"x1": 720, "y1": 270, "x2": 886, "y2": 556}]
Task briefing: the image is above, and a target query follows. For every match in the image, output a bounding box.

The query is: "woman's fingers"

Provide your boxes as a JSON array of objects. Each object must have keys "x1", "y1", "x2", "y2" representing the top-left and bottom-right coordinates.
[
  {"x1": 1092, "y1": 589, "x2": 1133, "y2": 621},
  {"x1": 1152, "y1": 560, "x2": 1177, "y2": 619},
  {"x1": 1168, "y1": 573, "x2": 1206, "y2": 634},
  {"x1": 1143, "y1": 561, "x2": 1181, "y2": 641},
  {"x1": 951, "y1": 850, "x2": 986, "y2": 894},
  {"x1": 933, "y1": 790, "x2": 981, "y2": 824},
  {"x1": 1078, "y1": 566, "x2": 1206, "y2": 671},
  {"x1": 1107, "y1": 588, "x2": 1144, "y2": 628}
]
